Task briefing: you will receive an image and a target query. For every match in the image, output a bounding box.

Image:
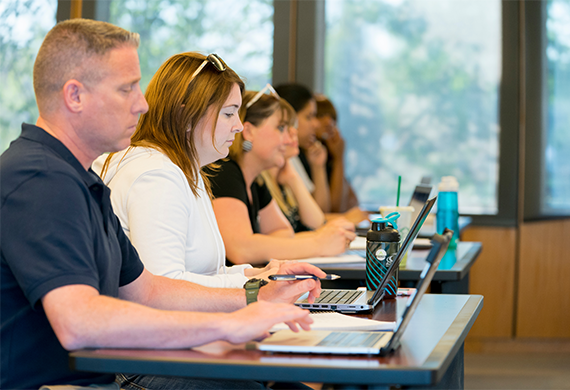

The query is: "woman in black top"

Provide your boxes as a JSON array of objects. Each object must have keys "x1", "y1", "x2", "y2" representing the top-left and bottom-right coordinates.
[{"x1": 208, "y1": 87, "x2": 356, "y2": 265}]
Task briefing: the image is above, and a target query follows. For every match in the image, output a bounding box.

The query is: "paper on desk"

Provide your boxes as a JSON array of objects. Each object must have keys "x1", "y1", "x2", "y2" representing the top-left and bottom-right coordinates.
[
  {"x1": 270, "y1": 312, "x2": 395, "y2": 332},
  {"x1": 349, "y1": 236, "x2": 367, "y2": 250},
  {"x1": 350, "y1": 235, "x2": 433, "y2": 250},
  {"x1": 289, "y1": 254, "x2": 365, "y2": 265}
]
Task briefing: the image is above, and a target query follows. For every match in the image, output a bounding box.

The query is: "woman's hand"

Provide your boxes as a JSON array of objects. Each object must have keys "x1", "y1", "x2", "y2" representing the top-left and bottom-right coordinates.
[
  {"x1": 276, "y1": 159, "x2": 297, "y2": 186},
  {"x1": 324, "y1": 127, "x2": 345, "y2": 161},
  {"x1": 306, "y1": 141, "x2": 328, "y2": 168},
  {"x1": 313, "y1": 218, "x2": 356, "y2": 256},
  {"x1": 244, "y1": 260, "x2": 283, "y2": 281}
]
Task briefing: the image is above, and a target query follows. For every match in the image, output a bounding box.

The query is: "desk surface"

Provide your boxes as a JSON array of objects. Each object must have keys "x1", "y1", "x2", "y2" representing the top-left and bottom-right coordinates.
[
  {"x1": 70, "y1": 294, "x2": 483, "y2": 387},
  {"x1": 321, "y1": 241, "x2": 482, "y2": 282}
]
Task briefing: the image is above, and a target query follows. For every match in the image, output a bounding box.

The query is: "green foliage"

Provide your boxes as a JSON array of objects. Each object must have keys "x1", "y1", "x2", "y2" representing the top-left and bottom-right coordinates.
[
  {"x1": 324, "y1": 0, "x2": 500, "y2": 214},
  {"x1": 107, "y1": 0, "x2": 273, "y2": 93},
  {"x1": 0, "y1": 0, "x2": 56, "y2": 152}
]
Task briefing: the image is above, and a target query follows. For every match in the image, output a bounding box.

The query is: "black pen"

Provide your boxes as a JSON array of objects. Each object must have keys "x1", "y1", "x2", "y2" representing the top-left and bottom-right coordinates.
[{"x1": 268, "y1": 274, "x2": 341, "y2": 281}]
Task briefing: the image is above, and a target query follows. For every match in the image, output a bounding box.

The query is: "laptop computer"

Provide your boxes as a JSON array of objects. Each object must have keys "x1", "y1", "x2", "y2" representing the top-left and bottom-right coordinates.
[
  {"x1": 408, "y1": 183, "x2": 433, "y2": 224},
  {"x1": 295, "y1": 197, "x2": 437, "y2": 313},
  {"x1": 258, "y1": 230, "x2": 452, "y2": 356}
]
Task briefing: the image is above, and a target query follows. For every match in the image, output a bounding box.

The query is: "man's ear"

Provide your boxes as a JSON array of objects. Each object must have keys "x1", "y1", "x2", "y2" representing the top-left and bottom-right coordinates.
[
  {"x1": 242, "y1": 121, "x2": 256, "y2": 142},
  {"x1": 62, "y1": 79, "x2": 85, "y2": 113}
]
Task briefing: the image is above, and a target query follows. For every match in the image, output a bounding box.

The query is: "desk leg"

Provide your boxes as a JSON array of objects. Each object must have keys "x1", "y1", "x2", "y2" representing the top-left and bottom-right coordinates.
[
  {"x1": 428, "y1": 343, "x2": 464, "y2": 390},
  {"x1": 431, "y1": 274, "x2": 470, "y2": 294}
]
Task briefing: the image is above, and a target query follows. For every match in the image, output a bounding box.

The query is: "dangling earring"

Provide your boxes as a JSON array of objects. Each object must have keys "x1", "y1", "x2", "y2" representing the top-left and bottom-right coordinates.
[{"x1": 242, "y1": 140, "x2": 253, "y2": 152}]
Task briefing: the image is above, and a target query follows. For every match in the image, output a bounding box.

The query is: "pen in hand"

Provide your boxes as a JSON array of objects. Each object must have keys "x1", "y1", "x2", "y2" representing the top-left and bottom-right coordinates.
[{"x1": 268, "y1": 274, "x2": 341, "y2": 281}]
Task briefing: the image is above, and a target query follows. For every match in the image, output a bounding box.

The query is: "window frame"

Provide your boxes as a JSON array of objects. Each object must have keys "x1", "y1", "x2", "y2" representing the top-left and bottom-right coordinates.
[
  {"x1": 274, "y1": 0, "x2": 570, "y2": 226},
  {"x1": 61, "y1": 0, "x2": 570, "y2": 225}
]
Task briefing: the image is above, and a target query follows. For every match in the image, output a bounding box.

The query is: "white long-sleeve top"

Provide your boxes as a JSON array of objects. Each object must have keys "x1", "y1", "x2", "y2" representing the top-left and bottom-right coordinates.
[{"x1": 93, "y1": 147, "x2": 251, "y2": 288}]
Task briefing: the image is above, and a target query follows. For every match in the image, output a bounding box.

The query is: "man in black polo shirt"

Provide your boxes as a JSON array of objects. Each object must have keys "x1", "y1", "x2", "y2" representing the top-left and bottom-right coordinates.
[{"x1": 0, "y1": 19, "x2": 325, "y2": 390}]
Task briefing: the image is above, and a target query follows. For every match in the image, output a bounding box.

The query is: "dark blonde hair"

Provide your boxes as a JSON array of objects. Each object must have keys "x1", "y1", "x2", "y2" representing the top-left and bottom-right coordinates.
[
  {"x1": 33, "y1": 18, "x2": 139, "y2": 113},
  {"x1": 229, "y1": 90, "x2": 295, "y2": 162},
  {"x1": 102, "y1": 52, "x2": 244, "y2": 197}
]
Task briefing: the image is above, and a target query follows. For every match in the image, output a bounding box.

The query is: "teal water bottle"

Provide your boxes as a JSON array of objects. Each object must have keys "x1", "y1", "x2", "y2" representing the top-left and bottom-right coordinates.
[
  {"x1": 436, "y1": 176, "x2": 460, "y2": 249},
  {"x1": 366, "y1": 213, "x2": 400, "y2": 298}
]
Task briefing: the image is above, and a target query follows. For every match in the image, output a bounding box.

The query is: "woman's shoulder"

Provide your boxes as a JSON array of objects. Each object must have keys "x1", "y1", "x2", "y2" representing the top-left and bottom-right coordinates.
[{"x1": 207, "y1": 158, "x2": 242, "y2": 182}]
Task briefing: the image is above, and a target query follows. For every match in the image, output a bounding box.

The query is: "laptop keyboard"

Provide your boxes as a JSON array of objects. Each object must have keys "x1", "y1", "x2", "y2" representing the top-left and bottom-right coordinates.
[
  {"x1": 315, "y1": 289, "x2": 364, "y2": 304},
  {"x1": 317, "y1": 332, "x2": 386, "y2": 348}
]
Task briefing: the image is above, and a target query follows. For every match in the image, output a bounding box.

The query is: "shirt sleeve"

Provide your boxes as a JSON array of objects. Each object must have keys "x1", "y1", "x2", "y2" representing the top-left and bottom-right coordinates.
[
  {"x1": 207, "y1": 160, "x2": 249, "y2": 205},
  {"x1": 255, "y1": 178, "x2": 273, "y2": 210},
  {"x1": 2, "y1": 171, "x2": 109, "y2": 307}
]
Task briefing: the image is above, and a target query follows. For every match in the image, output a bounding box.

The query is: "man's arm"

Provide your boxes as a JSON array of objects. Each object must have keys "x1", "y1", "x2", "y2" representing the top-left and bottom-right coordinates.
[{"x1": 42, "y1": 277, "x2": 313, "y2": 351}]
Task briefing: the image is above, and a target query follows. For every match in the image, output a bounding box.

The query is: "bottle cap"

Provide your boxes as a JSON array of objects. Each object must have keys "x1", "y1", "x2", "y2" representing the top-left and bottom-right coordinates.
[
  {"x1": 371, "y1": 212, "x2": 400, "y2": 231},
  {"x1": 438, "y1": 176, "x2": 459, "y2": 192}
]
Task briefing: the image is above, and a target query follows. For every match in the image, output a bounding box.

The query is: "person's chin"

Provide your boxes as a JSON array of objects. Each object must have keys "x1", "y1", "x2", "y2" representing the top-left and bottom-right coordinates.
[
  {"x1": 113, "y1": 139, "x2": 131, "y2": 153},
  {"x1": 274, "y1": 157, "x2": 286, "y2": 168}
]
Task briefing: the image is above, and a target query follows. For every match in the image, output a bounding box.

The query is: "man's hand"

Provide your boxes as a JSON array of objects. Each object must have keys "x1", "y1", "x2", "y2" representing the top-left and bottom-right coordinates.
[
  {"x1": 257, "y1": 262, "x2": 326, "y2": 304},
  {"x1": 221, "y1": 301, "x2": 313, "y2": 344}
]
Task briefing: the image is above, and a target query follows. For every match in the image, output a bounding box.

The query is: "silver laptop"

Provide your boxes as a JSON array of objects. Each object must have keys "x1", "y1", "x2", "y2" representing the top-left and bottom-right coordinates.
[
  {"x1": 408, "y1": 183, "x2": 433, "y2": 224},
  {"x1": 295, "y1": 197, "x2": 437, "y2": 313},
  {"x1": 259, "y1": 230, "x2": 452, "y2": 356}
]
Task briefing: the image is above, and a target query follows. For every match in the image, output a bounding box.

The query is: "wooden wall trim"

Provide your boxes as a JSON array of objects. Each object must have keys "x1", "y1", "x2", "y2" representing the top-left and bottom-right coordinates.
[
  {"x1": 463, "y1": 226, "x2": 516, "y2": 338},
  {"x1": 516, "y1": 220, "x2": 570, "y2": 337}
]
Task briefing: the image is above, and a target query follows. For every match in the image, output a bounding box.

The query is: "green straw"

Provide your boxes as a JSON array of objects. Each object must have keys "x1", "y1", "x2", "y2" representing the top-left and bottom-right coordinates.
[{"x1": 396, "y1": 175, "x2": 402, "y2": 206}]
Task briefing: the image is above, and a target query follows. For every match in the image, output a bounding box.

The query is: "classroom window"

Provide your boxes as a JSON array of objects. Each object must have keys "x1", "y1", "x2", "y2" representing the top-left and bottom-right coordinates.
[
  {"x1": 103, "y1": 0, "x2": 273, "y2": 93},
  {"x1": 545, "y1": 0, "x2": 570, "y2": 214},
  {"x1": 0, "y1": 0, "x2": 57, "y2": 153},
  {"x1": 323, "y1": 0, "x2": 501, "y2": 215}
]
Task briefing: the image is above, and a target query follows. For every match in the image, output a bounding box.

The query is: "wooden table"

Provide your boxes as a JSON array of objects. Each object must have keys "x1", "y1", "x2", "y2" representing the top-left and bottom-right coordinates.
[
  {"x1": 321, "y1": 241, "x2": 482, "y2": 294},
  {"x1": 70, "y1": 294, "x2": 483, "y2": 389}
]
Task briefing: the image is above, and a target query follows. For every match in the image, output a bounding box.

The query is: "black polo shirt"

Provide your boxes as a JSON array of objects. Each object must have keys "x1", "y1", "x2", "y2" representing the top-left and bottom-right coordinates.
[{"x1": 1, "y1": 124, "x2": 144, "y2": 389}]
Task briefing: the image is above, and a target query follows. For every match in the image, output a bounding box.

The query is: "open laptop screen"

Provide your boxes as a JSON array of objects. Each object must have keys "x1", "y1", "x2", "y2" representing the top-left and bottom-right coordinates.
[{"x1": 386, "y1": 230, "x2": 452, "y2": 351}]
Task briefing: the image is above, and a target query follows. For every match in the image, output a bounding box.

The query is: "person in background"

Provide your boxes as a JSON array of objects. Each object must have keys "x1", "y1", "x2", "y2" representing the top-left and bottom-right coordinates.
[
  {"x1": 274, "y1": 83, "x2": 331, "y2": 213},
  {"x1": 315, "y1": 95, "x2": 367, "y2": 222},
  {"x1": 276, "y1": 84, "x2": 368, "y2": 225},
  {"x1": 207, "y1": 87, "x2": 356, "y2": 265},
  {"x1": 1, "y1": 19, "x2": 324, "y2": 390},
  {"x1": 95, "y1": 52, "x2": 280, "y2": 288},
  {"x1": 259, "y1": 94, "x2": 326, "y2": 232}
]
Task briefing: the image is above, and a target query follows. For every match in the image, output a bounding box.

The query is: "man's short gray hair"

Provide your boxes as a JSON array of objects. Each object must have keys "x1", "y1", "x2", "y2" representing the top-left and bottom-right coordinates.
[{"x1": 33, "y1": 18, "x2": 140, "y2": 113}]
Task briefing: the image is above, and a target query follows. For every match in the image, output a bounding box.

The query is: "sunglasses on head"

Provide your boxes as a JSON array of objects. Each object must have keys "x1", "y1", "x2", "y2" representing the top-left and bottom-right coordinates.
[
  {"x1": 245, "y1": 83, "x2": 280, "y2": 109},
  {"x1": 188, "y1": 53, "x2": 227, "y2": 85}
]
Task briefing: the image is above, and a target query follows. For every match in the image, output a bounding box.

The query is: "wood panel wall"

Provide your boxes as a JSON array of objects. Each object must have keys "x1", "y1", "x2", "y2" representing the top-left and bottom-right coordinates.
[
  {"x1": 462, "y1": 226, "x2": 517, "y2": 338},
  {"x1": 516, "y1": 219, "x2": 570, "y2": 338},
  {"x1": 463, "y1": 219, "x2": 570, "y2": 341}
]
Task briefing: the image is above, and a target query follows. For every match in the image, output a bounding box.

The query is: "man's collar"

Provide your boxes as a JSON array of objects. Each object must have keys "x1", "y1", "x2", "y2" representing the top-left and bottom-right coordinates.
[{"x1": 21, "y1": 123, "x2": 101, "y2": 187}]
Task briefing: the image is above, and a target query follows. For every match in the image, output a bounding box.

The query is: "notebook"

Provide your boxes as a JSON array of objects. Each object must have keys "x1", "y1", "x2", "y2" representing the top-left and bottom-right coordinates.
[
  {"x1": 258, "y1": 230, "x2": 452, "y2": 356},
  {"x1": 295, "y1": 197, "x2": 437, "y2": 313}
]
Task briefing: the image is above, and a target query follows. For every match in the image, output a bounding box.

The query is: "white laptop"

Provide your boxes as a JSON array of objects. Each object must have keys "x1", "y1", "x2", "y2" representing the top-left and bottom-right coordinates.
[
  {"x1": 258, "y1": 230, "x2": 453, "y2": 356},
  {"x1": 295, "y1": 197, "x2": 437, "y2": 313}
]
